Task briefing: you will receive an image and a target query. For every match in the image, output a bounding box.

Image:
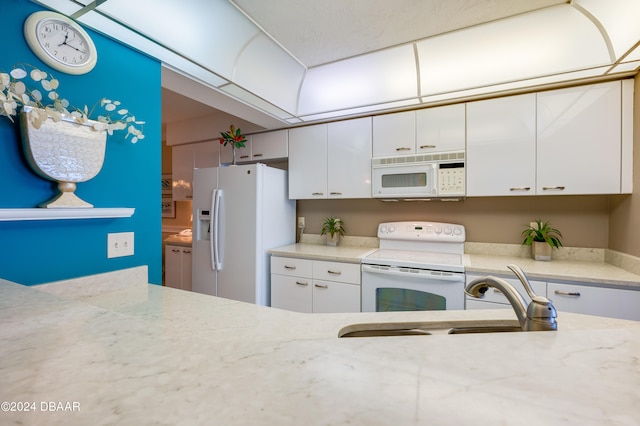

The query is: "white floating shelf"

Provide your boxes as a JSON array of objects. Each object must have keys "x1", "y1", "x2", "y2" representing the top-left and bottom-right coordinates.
[{"x1": 0, "y1": 208, "x2": 135, "y2": 221}]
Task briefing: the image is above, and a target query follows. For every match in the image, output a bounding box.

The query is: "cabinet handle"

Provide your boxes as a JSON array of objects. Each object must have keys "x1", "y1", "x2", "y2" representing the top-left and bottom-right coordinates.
[
  {"x1": 284, "y1": 265, "x2": 296, "y2": 270},
  {"x1": 314, "y1": 283, "x2": 328, "y2": 289},
  {"x1": 395, "y1": 147, "x2": 412, "y2": 151},
  {"x1": 329, "y1": 192, "x2": 342, "y2": 195},
  {"x1": 542, "y1": 186, "x2": 566, "y2": 191},
  {"x1": 253, "y1": 153, "x2": 263, "y2": 157},
  {"x1": 327, "y1": 270, "x2": 342, "y2": 275},
  {"x1": 296, "y1": 281, "x2": 309, "y2": 287},
  {"x1": 419, "y1": 145, "x2": 436, "y2": 149},
  {"x1": 184, "y1": 250, "x2": 191, "y2": 254},
  {"x1": 186, "y1": 195, "x2": 193, "y2": 199},
  {"x1": 312, "y1": 192, "x2": 324, "y2": 196},
  {"x1": 509, "y1": 187, "x2": 531, "y2": 191},
  {"x1": 240, "y1": 155, "x2": 250, "y2": 159},
  {"x1": 554, "y1": 290, "x2": 581, "y2": 297},
  {"x1": 171, "y1": 249, "x2": 180, "y2": 253}
]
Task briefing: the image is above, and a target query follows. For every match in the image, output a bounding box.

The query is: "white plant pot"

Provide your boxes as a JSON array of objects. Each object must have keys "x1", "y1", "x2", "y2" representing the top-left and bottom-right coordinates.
[
  {"x1": 19, "y1": 106, "x2": 107, "y2": 208},
  {"x1": 532, "y1": 241, "x2": 552, "y2": 261},
  {"x1": 326, "y1": 233, "x2": 340, "y2": 247}
]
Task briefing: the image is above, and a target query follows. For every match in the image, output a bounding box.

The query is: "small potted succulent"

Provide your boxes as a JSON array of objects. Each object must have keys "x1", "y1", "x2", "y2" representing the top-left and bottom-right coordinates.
[
  {"x1": 521, "y1": 219, "x2": 563, "y2": 261},
  {"x1": 320, "y1": 217, "x2": 345, "y2": 247}
]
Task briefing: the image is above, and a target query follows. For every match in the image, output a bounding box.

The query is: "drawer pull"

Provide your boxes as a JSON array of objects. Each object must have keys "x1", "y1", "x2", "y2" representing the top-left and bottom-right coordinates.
[
  {"x1": 395, "y1": 147, "x2": 412, "y2": 152},
  {"x1": 240, "y1": 155, "x2": 250, "y2": 159},
  {"x1": 171, "y1": 249, "x2": 180, "y2": 253},
  {"x1": 327, "y1": 270, "x2": 342, "y2": 275},
  {"x1": 253, "y1": 153, "x2": 263, "y2": 157},
  {"x1": 312, "y1": 192, "x2": 324, "y2": 196},
  {"x1": 509, "y1": 187, "x2": 531, "y2": 191},
  {"x1": 284, "y1": 265, "x2": 296, "y2": 270},
  {"x1": 314, "y1": 284, "x2": 328, "y2": 289},
  {"x1": 184, "y1": 250, "x2": 191, "y2": 254},
  {"x1": 554, "y1": 290, "x2": 581, "y2": 297},
  {"x1": 296, "y1": 281, "x2": 308, "y2": 287},
  {"x1": 329, "y1": 192, "x2": 343, "y2": 195},
  {"x1": 542, "y1": 186, "x2": 566, "y2": 191},
  {"x1": 419, "y1": 145, "x2": 436, "y2": 149}
]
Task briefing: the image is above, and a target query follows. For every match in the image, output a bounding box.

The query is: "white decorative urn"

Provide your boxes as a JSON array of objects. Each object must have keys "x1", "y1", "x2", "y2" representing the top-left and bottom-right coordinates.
[{"x1": 19, "y1": 106, "x2": 107, "y2": 208}]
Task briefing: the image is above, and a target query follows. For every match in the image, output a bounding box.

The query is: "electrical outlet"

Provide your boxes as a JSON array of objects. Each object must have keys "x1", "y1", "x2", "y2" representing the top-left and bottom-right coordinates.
[
  {"x1": 298, "y1": 217, "x2": 305, "y2": 228},
  {"x1": 107, "y1": 232, "x2": 134, "y2": 258}
]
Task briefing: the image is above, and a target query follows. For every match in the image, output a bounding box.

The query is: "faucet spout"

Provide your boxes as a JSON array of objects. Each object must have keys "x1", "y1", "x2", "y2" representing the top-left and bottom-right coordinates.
[
  {"x1": 465, "y1": 266, "x2": 558, "y2": 332},
  {"x1": 465, "y1": 276, "x2": 529, "y2": 328}
]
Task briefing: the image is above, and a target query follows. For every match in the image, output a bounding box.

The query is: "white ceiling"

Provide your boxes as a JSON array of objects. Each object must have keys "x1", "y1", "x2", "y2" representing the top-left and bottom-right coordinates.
[
  {"x1": 34, "y1": 0, "x2": 640, "y2": 129},
  {"x1": 232, "y1": 0, "x2": 567, "y2": 67}
]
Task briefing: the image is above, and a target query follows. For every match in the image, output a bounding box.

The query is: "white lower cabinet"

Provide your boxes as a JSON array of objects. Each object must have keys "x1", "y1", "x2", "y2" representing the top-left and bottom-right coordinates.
[
  {"x1": 547, "y1": 282, "x2": 640, "y2": 321},
  {"x1": 165, "y1": 244, "x2": 192, "y2": 291},
  {"x1": 271, "y1": 257, "x2": 360, "y2": 313}
]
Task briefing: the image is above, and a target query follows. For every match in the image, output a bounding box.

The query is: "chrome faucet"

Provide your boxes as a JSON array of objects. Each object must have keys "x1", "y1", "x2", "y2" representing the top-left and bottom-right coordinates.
[{"x1": 465, "y1": 264, "x2": 557, "y2": 331}]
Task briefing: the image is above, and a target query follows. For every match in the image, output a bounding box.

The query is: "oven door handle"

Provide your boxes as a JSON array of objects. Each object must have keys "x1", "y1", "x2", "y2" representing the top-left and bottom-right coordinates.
[{"x1": 361, "y1": 264, "x2": 464, "y2": 281}]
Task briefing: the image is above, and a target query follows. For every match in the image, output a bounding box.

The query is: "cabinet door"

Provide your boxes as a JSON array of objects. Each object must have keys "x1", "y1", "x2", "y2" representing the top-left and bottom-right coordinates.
[
  {"x1": 220, "y1": 140, "x2": 251, "y2": 164},
  {"x1": 537, "y1": 81, "x2": 621, "y2": 195},
  {"x1": 181, "y1": 248, "x2": 192, "y2": 291},
  {"x1": 288, "y1": 124, "x2": 328, "y2": 199},
  {"x1": 327, "y1": 117, "x2": 372, "y2": 198},
  {"x1": 251, "y1": 130, "x2": 288, "y2": 160},
  {"x1": 372, "y1": 110, "x2": 416, "y2": 157},
  {"x1": 194, "y1": 141, "x2": 220, "y2": 169},
  {"x1": 548, "y1": 282, "x2": 640, "y2": 321},
  {"x1": 165, "y1": 245, "x2": 183, "y2": 289},
  {"x1": 171, "y1": 145, "x2": 194, "y2": 201},
  {"x1": 271, "y1": 275, "x2": 312, "y2": 313},
  {"x1": 466, "y1": 94, "x2": 536, "y2": 196},
  {"x1": 312, "y1": 281, "x2": 361, "y2": 313},
  {"x1": 416, "y1": 104, "x2": 465, "y2": 153}
]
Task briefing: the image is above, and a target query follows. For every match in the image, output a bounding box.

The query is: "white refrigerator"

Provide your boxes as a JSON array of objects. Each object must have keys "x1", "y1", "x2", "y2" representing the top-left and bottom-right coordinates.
[{"x1": 192, "y1": 164, "x2": 296, "y2": 305}]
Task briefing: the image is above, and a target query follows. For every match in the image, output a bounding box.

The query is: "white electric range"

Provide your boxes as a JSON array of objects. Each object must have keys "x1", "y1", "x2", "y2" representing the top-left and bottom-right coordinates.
[{"x1": 361, "y1": 221, "x2": 466, "y2": 312}]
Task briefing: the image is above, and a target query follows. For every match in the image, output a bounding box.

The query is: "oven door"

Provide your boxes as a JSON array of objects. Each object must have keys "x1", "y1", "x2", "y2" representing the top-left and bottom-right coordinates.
[{"x1": 361, "y1": 264, "x2": 464, "y2": 312}]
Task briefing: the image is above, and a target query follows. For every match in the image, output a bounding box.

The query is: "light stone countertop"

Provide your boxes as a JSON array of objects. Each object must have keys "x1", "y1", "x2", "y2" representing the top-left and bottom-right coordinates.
[
  {"x1": 163, "y1": 234, "x2": 192, "y2": 247},
  {"x1": 1, "y1": 267, "x2": 640, "y2": 425},
  {"x1": 269, "y1": 241, "x2": 640, "y2": 289}
]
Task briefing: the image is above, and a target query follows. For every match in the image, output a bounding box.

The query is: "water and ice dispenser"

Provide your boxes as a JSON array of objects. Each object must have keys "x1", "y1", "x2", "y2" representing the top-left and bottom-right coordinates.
[{"x1": 196, "y1": 208, "x2": 211, "y2": 241}]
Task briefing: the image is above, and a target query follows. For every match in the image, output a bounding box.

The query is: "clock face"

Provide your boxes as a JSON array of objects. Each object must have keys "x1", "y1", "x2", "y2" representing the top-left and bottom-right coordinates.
[
  {"x1": 36, "y1": 18, "x2": 92, "y2": 67},
  {"x1": 24, "y1": 11, "x2": 97, "y2": 75}
]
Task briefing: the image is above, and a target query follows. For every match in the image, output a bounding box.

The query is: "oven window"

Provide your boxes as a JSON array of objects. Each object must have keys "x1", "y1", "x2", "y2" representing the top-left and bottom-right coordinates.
[
  {"x1": 381, "y1": 172, "x2": 427, "y2": 188},
  {"x1": 376, "y1": 287, "x2": 446, "y2": 311}
]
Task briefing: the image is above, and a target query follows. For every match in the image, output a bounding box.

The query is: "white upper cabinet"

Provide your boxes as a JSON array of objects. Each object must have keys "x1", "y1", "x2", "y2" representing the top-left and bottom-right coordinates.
[
  {"x1": 288, "y1": 124, "x2": 328, "y2": 199},
  {"x1": 220, "y1": 129, "x2": 288, "y2": 164},
  {"x1": 327, "y1": 117, "x2": 372, "y2": 198},
  {"x1": 466, "y1": 93, "x2": 536, "y2": 197},
  {"x1": 372, "y1": 110, "x2": 416, "y2": 157},
  {"x1": 289, "y1": 118, "x2": 372, "y2": 199},
  {"x1": 172, "y1": 141, "x2": 219, "y2": 201},
  {"x1": 536, "y1": 80, "x2": 623, "y2": 195},
  {"x1": 416, "y1": 103, "x2": 466, "y2": 153}
]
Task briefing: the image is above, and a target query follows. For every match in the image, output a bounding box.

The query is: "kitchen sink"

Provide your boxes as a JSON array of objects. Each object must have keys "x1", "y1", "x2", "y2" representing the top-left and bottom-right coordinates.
[{"x1": 338, "y1": 319, "x2": 522, "y2": 338}]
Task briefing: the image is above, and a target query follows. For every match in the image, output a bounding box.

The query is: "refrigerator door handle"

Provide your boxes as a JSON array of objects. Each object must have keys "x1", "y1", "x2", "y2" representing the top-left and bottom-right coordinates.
[
  {"x1": 209, "y1": 189, "x2": 216, "y2": 271},
  {"x1": 212, "y1": 188, "x2": 223, "y2": 270}
]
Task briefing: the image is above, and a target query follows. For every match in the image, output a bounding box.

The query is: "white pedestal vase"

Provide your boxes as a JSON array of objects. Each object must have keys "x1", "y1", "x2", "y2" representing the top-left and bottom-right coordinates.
[{"x1": 19, "y1": 106, "x2": 107, "y2": 208}]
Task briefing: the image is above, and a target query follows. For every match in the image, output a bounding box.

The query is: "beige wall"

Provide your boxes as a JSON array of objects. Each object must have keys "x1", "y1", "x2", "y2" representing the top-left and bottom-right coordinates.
[
  {"x1": 297, "y1": 195, "x2": 612, "y2": 248},
  {"x1": 609, "y1": 73, "x2": 640, "y2": 257}
]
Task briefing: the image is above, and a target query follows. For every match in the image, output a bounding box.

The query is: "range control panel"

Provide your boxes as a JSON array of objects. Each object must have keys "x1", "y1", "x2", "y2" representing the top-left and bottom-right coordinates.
[{"x1": 377, "y1": 221, "x2": 465, "y2": 243}]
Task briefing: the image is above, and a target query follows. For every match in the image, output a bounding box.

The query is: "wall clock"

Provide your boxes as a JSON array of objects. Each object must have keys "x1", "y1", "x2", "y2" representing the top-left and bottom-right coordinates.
[{"x1": 23, "y1": 11, "x2": 98, "y2": 75}]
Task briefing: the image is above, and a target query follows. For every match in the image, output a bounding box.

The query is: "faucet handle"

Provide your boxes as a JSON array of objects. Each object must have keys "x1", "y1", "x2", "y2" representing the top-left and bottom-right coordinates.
[{"x1": 507, "y1": 264, "x2": 538, "y2": 300}]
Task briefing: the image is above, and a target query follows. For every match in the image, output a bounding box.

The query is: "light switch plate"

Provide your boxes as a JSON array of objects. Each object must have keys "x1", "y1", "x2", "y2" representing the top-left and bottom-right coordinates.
[{"x1": 108, "y1": 232, "x2": 134, "y2": 258}]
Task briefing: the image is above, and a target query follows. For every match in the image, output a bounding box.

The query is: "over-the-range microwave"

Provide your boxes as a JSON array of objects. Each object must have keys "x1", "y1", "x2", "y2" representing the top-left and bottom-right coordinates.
[{"x1": 371, "y1": 152, "x2": 465, "y2": 199}]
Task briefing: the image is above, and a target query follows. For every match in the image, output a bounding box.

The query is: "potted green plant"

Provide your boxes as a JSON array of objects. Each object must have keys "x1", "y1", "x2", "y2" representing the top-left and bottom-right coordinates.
[
  {"x1": 320, "y1": 217, "x2": 345, "y2": 246},
  {"x1": 521, "y1": 219, "x2": 563, "y2": 261}
]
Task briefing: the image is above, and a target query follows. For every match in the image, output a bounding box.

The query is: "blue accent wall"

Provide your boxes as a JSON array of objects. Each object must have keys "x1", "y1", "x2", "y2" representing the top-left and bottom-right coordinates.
[{"x1": 0, "y1": 1, "x2": 162, "y2": 285}]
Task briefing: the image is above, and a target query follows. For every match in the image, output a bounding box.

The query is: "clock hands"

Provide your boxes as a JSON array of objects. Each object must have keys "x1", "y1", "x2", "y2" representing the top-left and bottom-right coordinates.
[{"x1": 58, "y1": 31, "x2": 86, "y2": 54}]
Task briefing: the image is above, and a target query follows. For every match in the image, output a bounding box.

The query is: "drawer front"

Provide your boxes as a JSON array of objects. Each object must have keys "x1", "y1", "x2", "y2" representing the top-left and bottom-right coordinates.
[
  {"x1": 271, "y1": 256, "x2": 313, "y2": 277},
  {"x1": 548, "y1": 282, "x2": 640, "y2": 321},
  {"x1": 312, "y1": 260, "x2": 360, "y2": 284}
]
